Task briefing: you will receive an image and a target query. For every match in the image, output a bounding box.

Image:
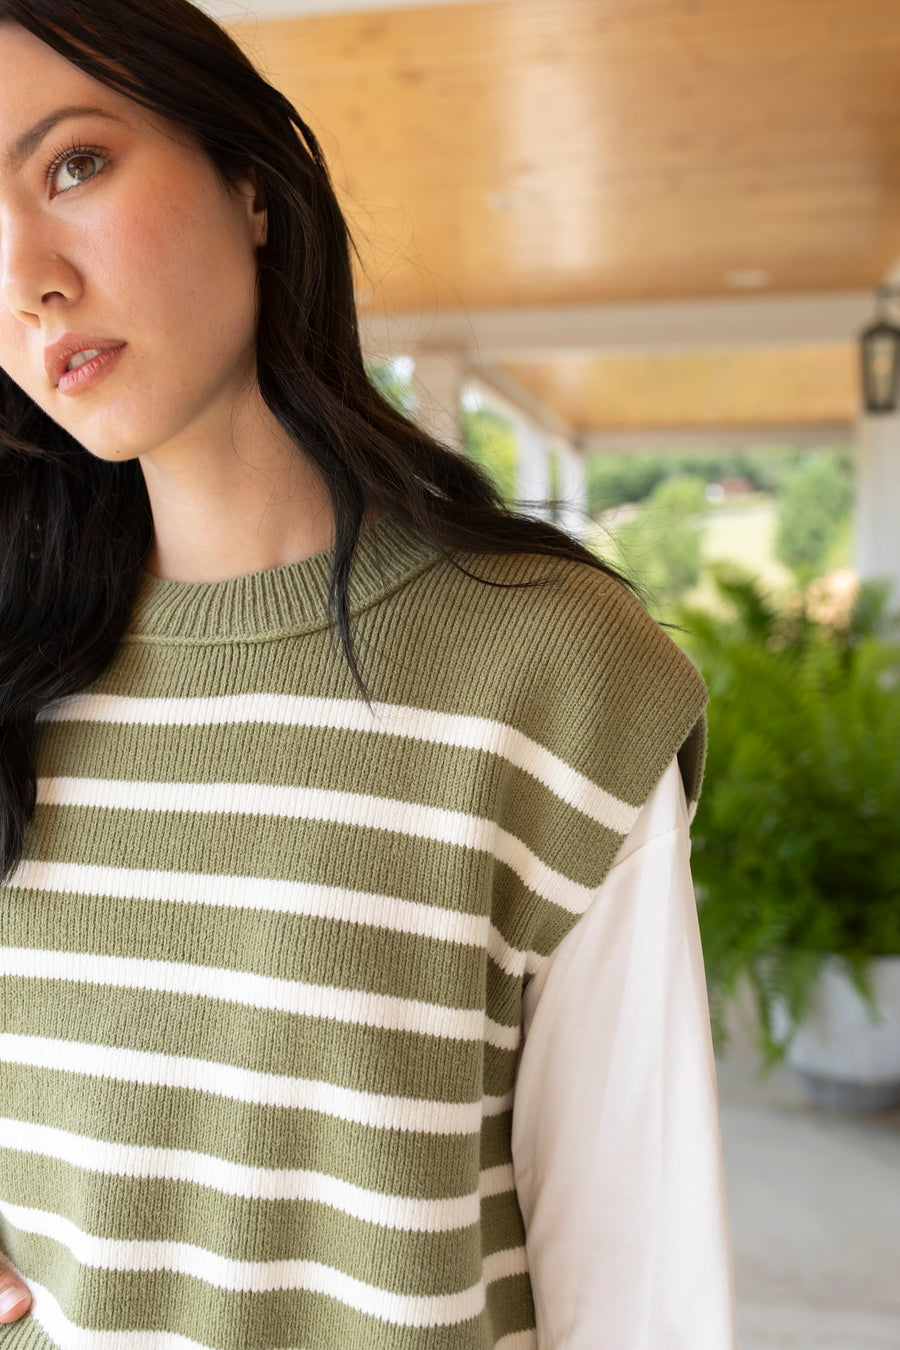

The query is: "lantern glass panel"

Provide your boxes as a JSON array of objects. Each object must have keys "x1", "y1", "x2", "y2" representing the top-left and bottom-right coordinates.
[
  {"x1": 863, "y1": 323, "x2": 900, "y2": 413},
  {"x1": 869, "y1": 333, "x2": 896, "y2": 407}
]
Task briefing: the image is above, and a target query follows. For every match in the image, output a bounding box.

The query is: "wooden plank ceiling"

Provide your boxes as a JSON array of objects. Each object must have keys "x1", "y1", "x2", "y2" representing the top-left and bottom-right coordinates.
[
  {"x1": 502, "y1": 346, "x2": 859, "y2": 432},
  {"x1": 225, "y1": 0, "x2": 897, "y2": 432}
]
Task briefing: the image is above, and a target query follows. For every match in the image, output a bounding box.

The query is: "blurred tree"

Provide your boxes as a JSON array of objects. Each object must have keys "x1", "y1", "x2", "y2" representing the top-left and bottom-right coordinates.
[
  {"x1": 774, "y1": 453, "x2": 854, "y2": 583},
  {"x1": 461, "y1": 408, "x2": 518, "y2": 501},
  {"x1": 585, "y1": 445, "x2": 847, "y2": 514},
  {"x1": 613, "y1": 475, "x2": 709, "y2": 606},
  {"x1": 366, "y1": 358, "x2": 416, "y2": 417},
  {"x1": 588, "y1": 453, "x2": 667, "y2": 512}
]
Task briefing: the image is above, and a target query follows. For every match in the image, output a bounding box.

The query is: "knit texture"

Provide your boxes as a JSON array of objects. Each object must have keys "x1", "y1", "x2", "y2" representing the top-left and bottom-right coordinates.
[{"x1": 0, "y1": 515, "x2": 707, "y2": 1350}]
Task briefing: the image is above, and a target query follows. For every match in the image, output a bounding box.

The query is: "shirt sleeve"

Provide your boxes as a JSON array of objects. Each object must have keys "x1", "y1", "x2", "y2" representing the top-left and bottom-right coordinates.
[{"x1": 510, "y1": 759, "x2": 738, "y2": 1349}]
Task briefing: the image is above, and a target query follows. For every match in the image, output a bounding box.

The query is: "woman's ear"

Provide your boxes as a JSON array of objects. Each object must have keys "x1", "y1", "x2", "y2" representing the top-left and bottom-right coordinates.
[{"x1": 235, "y1": 166, "x2": 268, "y2": 249}]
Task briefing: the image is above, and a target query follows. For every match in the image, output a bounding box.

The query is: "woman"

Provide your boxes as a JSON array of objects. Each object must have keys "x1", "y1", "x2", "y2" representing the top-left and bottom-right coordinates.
[{"x1": 0, "y1": 2, "x2": 736, "y2": 1346}]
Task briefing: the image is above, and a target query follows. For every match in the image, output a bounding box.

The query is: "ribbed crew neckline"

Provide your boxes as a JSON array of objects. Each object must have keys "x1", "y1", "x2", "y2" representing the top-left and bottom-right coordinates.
[{"x1": 127, "y1": 514, "x2": 440, "y2": 643}]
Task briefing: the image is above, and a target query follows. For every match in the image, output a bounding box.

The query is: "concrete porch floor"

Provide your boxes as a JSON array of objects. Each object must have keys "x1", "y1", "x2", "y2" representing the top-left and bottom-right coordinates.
[{"x1": 715, "y1": 1006, "x2": 900, "y2": 1350}]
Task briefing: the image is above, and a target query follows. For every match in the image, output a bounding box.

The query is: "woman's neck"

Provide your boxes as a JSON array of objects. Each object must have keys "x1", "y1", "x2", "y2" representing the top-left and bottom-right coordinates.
[{"x1": 140, "y1": 392, "x2": 335, "y2": 583}]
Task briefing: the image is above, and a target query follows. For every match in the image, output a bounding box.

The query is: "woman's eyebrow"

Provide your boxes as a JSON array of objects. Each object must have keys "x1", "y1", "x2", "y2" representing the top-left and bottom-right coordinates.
[{"x1": 4, "y1": 105, "x2": 126, "y2": 176}]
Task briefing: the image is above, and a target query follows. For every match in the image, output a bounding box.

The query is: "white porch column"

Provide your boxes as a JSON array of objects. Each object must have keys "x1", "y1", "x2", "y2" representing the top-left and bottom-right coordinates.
[
  {"x1": 513, "y1": 418, "x2": 553, "y2": 519},
  {"x1": 855, "y1": 414, "x2": 900, "y2": 608},
  {"x1": 411, "y1": 352, "x2": 464, "y2": 450},
  {"x1": 553, "y1": 441, "x2": 589, "y2": 540}
]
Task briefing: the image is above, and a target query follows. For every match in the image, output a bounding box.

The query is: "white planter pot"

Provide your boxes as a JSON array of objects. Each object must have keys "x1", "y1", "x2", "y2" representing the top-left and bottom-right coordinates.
[{"x1": 771, "y1": 954, "x2": 900, "y2": 1111}]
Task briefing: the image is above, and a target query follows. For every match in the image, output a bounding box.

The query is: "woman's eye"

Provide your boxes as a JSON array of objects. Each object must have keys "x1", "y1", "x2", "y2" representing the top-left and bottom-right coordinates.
[{"x1": 50, "y1": 151, "x2": 107, "y2": 195}]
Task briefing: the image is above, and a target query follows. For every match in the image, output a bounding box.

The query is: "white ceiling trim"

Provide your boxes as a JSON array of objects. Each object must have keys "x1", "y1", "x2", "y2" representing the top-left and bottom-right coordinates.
[
  {"x1": 579, "y1": 425, "x2": 854, "y2": 453},
  {"x1": 360, "y1": 292, "x2": 873, "y2": 362},
  {"x1": 195, "y1": 0, "x2": 509, "y2": 19}
]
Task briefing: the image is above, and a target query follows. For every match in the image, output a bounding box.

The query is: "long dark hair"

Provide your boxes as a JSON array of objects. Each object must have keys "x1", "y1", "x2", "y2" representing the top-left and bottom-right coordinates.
[{"x1": 0, "y1": 0, "x2": 625, "y2": 879}]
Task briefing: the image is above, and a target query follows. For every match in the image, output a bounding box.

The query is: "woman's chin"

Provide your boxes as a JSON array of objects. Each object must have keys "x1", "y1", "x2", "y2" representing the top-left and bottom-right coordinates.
[{"x1": 78, "y1": 438, "x2": 149, "y2": 465}]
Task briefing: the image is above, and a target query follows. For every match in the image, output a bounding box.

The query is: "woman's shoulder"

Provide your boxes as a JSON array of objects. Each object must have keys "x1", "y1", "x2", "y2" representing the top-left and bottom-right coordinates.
[
  {"x1": 356, "y1": 515, "x2": 668, "y2": 672},
  {"x1": 404, "y1": 541, "x2": 698, "y2": 690},
  {"x1": 370, "y1": 537, "x2": 707, "y2": 807}
]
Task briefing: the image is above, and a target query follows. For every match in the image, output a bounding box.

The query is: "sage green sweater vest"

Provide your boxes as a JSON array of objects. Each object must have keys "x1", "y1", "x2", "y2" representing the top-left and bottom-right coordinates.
[{"x1": 0, "y1": 516, "x2": 706, "y2": 1350}]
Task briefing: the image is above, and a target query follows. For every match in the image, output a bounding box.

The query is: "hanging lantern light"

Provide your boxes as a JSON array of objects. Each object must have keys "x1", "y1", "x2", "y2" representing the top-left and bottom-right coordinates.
[{"x1": 861, "y1": 287, "x2": 900, "y2": 414}]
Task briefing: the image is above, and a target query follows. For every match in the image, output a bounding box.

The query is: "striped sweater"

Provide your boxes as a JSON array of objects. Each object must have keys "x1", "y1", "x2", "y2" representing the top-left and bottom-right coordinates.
[{"x1": 0, "y1": 515, "x2": 707, "y2": 1350}]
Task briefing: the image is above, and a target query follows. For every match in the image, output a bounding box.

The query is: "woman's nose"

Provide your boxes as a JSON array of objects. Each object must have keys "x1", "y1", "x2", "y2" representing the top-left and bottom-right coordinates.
[{"x1": 0, "y1": 212, "x2": 80, "y2": 322}]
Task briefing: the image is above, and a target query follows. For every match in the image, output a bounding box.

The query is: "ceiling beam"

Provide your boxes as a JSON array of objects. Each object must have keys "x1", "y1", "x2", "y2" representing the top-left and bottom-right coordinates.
[
  {"x1": 360, "y1": 292, "x2": 872, "y2": 362},
  {"x1": 577, "y1": 424, "x2": 854, "y2": 455}
]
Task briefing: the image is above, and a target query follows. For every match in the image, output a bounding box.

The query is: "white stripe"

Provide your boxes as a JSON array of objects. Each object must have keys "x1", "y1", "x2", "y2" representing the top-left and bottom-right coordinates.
[
  {"x1": 0, "y1": 1035, "x2": 484, "y2": 1135},
  {"x1": 0, "y1": 1118, "x2": 488, "y2": 1233},
  {"x1": 6, "y1": 860, "x2": 490, "y2": 945},
  {"x1": 487, "y1": 925, "x2": 543, "y2": 980},
  {"x1": 482, "y1": 1091, "x2": 514, "y2": 1118},
  {"x1": 2, "y1": 1201, "x2": 486, "y2": 1327},
  {"x1": 28, "y1": 1274, "x2": 535, "y2": 1350},
  {"x1": 483, "y1": 1245, "x2": 530, "y2": 1285},
  {"x1": 0, "y1": 949, "x2": 518, "y2": 1051},
  {"x1": 496, "y1": 1332, "x2": 538, "y2": 1350},
  {"x1": 484, "y1": 1016, "x2": 519, "y2": 1052},
  {"x1": 479, "y1": 1163, "x2": 516, "y2": 1200},
  {"x1": 6, "y1": 860, "x2": 539, "y2": 981},
  {"x1": 35, "y1": 777, "x2": 594, "y2": 915},
  {"x1": 40, "y1": 692, "x2": 639, "y2": 833},
  {"x1": 29, "y1": 1278, "x2": 228, "y2": 1350}
]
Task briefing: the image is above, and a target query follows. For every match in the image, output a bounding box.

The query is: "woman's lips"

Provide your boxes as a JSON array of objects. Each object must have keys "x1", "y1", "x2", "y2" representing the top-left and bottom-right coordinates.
[{"x1": 56, "y1": 344, "x2": 126, "y2": 396}]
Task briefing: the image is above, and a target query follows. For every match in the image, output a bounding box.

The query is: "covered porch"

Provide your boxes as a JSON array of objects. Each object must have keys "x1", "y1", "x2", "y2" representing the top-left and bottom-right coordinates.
[{"x1": 205, "y1": 0, "x2": 900, "y2": 602}]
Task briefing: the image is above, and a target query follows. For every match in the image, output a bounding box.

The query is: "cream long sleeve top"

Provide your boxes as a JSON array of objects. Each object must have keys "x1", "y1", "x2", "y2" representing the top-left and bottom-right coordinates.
[{"x1": 516, "y1": 759, "x2": 738, "y2": 1348}]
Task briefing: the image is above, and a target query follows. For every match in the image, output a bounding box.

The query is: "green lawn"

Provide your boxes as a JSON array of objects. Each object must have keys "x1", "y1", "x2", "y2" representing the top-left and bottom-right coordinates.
[
  {"x1": 686, "y1": 494, "x2": 795, "y2": 608},
  {"x1": 588, "y1": 492, "x2": 797, "y2": 610}
]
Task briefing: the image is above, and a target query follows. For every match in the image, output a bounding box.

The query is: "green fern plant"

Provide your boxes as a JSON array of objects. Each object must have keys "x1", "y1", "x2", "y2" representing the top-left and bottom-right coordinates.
[{"x1": 677, "y1": 568, "x2": 900, "y2": 1070}]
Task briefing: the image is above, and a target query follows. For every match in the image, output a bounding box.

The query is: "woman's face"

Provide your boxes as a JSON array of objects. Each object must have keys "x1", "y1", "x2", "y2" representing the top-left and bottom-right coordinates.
[{"x1": 0, "y1": 21, "x2": 267, "y2": 466}]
